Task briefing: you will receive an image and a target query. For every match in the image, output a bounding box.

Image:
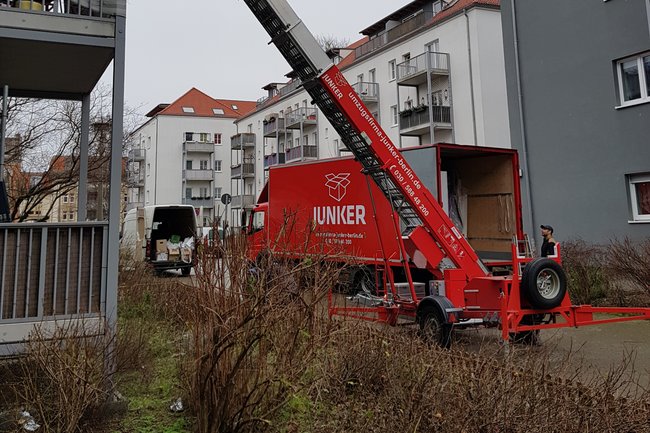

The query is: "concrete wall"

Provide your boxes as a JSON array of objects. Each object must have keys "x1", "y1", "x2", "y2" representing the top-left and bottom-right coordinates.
[{"x1": 502, "y1": 0, "x2": 650, "y2": 243}]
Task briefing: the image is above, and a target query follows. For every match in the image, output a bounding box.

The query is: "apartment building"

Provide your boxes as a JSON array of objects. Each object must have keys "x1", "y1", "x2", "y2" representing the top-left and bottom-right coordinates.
[
  {"x1": 127, "y1": 88, "x2": 255, "y2": 227},
  {"x1": 232, "y1": 0, "x2": 510, "y2": 225},
  {"x1": 501, "y1": 0, "x2": 650, "y2": 242}
]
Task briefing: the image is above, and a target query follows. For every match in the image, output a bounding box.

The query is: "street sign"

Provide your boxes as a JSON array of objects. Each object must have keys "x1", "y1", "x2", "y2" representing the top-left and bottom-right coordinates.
[{"x1": 221, "y1": 193, "x2": 232, "y2": 205}]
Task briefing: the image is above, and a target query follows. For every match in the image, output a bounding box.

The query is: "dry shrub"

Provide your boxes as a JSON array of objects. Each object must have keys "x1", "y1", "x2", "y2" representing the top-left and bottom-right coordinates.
[
  {"x1": 5, "y1": 320, "x2": 124, "y2": 433},
  {"x1": 608, "y1": 237, "x2": 650, "y2": 297},
  {"x1": 561, "y1": 239, "x2": 610, "y2": 305},
  {"x1": 179, "y1": 230, "x2": 341, "y2": 433}
]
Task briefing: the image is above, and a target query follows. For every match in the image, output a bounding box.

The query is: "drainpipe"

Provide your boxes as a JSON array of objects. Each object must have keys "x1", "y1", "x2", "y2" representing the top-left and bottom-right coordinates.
[
  {"x1": 646, "y1": 0, "x2": 650, "y2": 37},
  {"x1": 464, "y1": 9, "x2": 478, "y2": 146},
  {"x1": 511, "y1": 0, "x2": 535, "y2": 239}
]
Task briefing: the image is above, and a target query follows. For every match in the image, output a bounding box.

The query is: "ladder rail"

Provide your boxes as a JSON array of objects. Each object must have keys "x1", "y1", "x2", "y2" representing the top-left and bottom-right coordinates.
[{"x1": 242, "y1": 0, "x2": 488, "y2": 279}]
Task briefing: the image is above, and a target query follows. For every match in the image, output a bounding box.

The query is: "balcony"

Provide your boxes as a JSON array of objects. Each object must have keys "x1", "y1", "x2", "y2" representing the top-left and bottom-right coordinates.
[
  {"x1": 351, "y1": 82, "x2": 379, "y2": 104},
  {"x1": 399, "y1": 105, "x2": 452, "y2": 136},
  {"x1": 397, "y1": 52, "x2": 450, "y2": 86},
  {"x1": 231, "y1": 132, "x2": 256, "y2": 150},
  {"x1": 231, "y1": 194, "x2": 255, "y2": 209},
  {"x1": 128, "y1": 148, "x2": 145, "y2": 161},
  {"x1": 126, "y1": 201, "x2": 143, "y2": 212},
  {"x1": 0, "y1": 0, "x2": 126, "y2": 97},
  {"x1": 355, "y1": 11, "x2": 433, "y2": 59},
  {"x1": 183, "y1": 141, "x2": 215, "y2": 153},
  {"x1": 127, "y1": 171, "x2": 145, "y2": 187},
  {"x1": 286, "y1": 145, "x2": 318, "y2": 162},
  {"x1": 264, "y1": 152, "x2": 286, "y2": 169},
  {"x1": 286, "y1": 107, "x2": 318, "y2": 129},
  {"x1": 183, "y1": 169, "x2": 214, "y2": 181},
  {"x1": 263, "y1": 117, "x2": 286, "y2": 137},
  {"x1": 182, "y1": 197, "x2": 214, "y2": 209},
  {"x1": 231, "y1": 160, "x2": 255, "y2": 179}
]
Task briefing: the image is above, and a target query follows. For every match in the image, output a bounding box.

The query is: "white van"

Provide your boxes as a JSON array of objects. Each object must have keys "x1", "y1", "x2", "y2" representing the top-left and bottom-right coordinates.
[{"x1": 121, "y1": 205, "x2": 198, "y2": 275}]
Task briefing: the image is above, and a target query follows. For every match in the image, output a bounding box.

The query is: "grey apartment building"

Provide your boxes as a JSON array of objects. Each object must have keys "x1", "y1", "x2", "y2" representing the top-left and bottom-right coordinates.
[{"x1": 501, "y1": 0, "x2": 650, "y2": 244}]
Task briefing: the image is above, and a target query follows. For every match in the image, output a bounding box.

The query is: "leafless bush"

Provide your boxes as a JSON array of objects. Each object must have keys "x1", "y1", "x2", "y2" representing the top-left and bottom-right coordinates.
[
  {"x1": 608, "y1": 237, "x2": 650, "y2": 297},
  {"x1": 561, "y1": 239, "x2": 610, "y2": 305}
]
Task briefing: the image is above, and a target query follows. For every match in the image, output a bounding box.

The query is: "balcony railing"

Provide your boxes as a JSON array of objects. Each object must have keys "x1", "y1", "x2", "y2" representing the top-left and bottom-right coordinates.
[
  {"x1": 263, "y1": 117, "x2": 286, "y2": 137},
  {"x1": 399, "y1": 105, "x2": 452, "y2": 132},
  {"x1": 182, "y1": 197, "x2": 214, "y2": 208},
  {"x1": 355, "y1": 11, "x2": 434, "y2": 59},
  {"x1": 264, "y1": 152, "x2": 286, "y2": 169},
  {"x1": 231, "y1": 161, "x2": 255, "y2": 178},
  {"x1": 127, "y1": 171, "x2": 144, "y2": 187},
  {"x1": 183, "y1": 169, "x2": 214, "y2": 181},
  {"x1": 278, "y1": 79, "x2": 302, "y2": 98},
  {"x1": 128, "y1": 148, "x2": 145, "y2": 161},
  {"x1": 0, "y1": 222, "x2": 107, "y2": 323},
  {"x1": 231, "y1": 194, "x2": 255, "y2": 209},
  {"x1": 351, "y1": 82, "x2": 379, "y2": 103},
  {"x1": 286, "y1": 145, "x2": 318, "y2": 162},
  {"x1": 183, "y1": 142, "x2": 215, "y2": 153},
  {"x1": 0, "y1": 0, "x2": 126, "y2": 19},
  {"x1": 397, "y1": 52, "x2": 450, "y2": 82},
  {"x1": 286, "y1": 107, "x2": 317, "y2": 128},
  {"x1": 231, "y1": 132, "x2": 256, "y2": 149}
]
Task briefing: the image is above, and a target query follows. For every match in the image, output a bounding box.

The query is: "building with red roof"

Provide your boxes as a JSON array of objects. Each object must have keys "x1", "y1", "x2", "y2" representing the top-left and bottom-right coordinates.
[{"x1": 127, "y1": 88, "x2": 255, "y2": 226}]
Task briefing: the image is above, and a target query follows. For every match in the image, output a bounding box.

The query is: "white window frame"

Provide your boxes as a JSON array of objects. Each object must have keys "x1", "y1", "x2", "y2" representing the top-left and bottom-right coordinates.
[
  {"x1": 200, "y1": 160, "x2": 209, "y2": 170},
  {"x1": 616, "y1": 52, "x2": 650, "y2": 108},
  {"x1": 214, "y1": 133, "x2": 222, "y2": 145},
  {"x1": 215, "y1": 160, "x2": 223, "y2": 172},
  {"x1": 213, "y1": 108, "x2": 225, "y2": 115},
  {"x1": 388, "y1": 59, "x2": 396, "y2": 81},
  {"x1": 182, "y1": 106, "x2": 195, "y2": 113},
  {"x1": 390, "y1": 105, "x2": 398, "y2": 126},
  {"x1": 214, "y1": 187, "x2": 222, "y2": 200},
  {"x1": 628, "y1": 172, "x2": 650, "y2": 222}
]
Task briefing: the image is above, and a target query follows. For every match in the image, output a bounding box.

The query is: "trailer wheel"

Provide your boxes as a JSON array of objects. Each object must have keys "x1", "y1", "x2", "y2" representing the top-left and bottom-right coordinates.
[
  {"x1": 521, "y1": 258, "x2": 567, "y2": 309},
  {"x1": 181, "y1": 267, "x2": 191, "y2": 276},
  {"x1": 419, "y1": 307, "x2": 452, "y2": 349}
]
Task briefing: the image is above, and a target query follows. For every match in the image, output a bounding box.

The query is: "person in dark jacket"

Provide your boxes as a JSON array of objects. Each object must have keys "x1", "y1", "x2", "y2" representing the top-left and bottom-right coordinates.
[{"x1": 540, "y1": 225, "x2": 556, "y2": 257}]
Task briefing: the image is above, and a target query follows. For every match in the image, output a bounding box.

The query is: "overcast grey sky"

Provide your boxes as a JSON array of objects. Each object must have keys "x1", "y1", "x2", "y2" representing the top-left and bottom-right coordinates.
[{"x1": 120, "y1": 0, "x2": 402, "y2": 115}]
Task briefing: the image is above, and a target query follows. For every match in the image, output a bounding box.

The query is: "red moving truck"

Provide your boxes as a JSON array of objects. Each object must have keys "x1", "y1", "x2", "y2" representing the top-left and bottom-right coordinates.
[{"x1": 247, "y1": 143, "x2": 523, "y2": 294}]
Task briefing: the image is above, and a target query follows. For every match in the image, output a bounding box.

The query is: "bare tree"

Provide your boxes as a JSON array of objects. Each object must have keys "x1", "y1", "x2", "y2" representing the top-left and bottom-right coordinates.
[
  {"x1": 315, "y1": 34, "x2": 350, "y2": 52},
  {"x1": 4, "y1": 85, "x2": 137, "y2": 222}
]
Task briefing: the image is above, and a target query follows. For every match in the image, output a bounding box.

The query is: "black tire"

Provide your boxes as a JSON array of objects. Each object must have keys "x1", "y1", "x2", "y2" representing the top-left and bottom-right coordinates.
[
  {"x1": 521, "y1": 258, "x2": 567, "y2": 309},
  {"x1": 181, "y1": 267, "x2": 191, "y2": 276},
  {"x1": 509, "y1": 314, "x2": 543, "y2": 345},
  {"x1": 419, "y1": 307, "x2": 452, "y2": 349},
  {"x1": 353, "y1": 267, "x2": 376, "y2": 296}
]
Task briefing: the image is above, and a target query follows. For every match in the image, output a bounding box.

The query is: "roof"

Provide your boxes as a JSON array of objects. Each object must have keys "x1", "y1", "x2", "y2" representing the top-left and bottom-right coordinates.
[{"x1": 147, "y1": 88, "x2": 256, "y2": 119}]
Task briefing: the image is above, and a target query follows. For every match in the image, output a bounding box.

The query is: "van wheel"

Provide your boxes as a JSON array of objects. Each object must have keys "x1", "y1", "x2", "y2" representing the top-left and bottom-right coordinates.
[
  {"x1": 181, "y1": 267, "x2": 191, "y2": 276},
  {"x1": 521, "y1": 258, "x2": 567, "y2": 309}
]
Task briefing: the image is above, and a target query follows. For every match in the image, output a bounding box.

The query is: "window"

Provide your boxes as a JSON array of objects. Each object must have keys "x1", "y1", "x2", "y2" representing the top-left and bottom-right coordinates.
[
  {"x1": 186, "y1": 188, "x2": 192, "y2": 199},
  {"x1": 199, "y1": 133, "x2": 208, "y2": 142},
  {"x1": 231, "y1": 104, "x2": 238, "y2": 110},
  {"x1": 388, "y1": 60, "x2": 396, "y2": 81},
  {"x1": 147, "y1": 163, "x2": 151, "y2": 176},
  {"x1": 215, "y1": 160, "x2": 222, "y2": 172},
  {"x1": 213, "y1": 108, "x2": 225, "y2": 115},
  {"x1": 214, "y1": 187, "x2": 222, "y2": 200},
  {"x1": 303, "y1": 135, "x2": 308, "y2": 145},
  {"x1": 200, "y1": 160, "x2": 209, "y2": 170},
  {"x1": 62, "y1": 213, "x2": 67, "y2": 221},
  {"x1": 368, "y1": 69, "x2": 376, "y2": 83},
  {"x1": 185, "y1": 132, "x2": 193, "y2": 142},
  {"x1": 200, "y1": 187, "x2": 209, "y2": 198},
  {"x1": 63, "y1": 195, "x2": 68, "y2": 203},
  {"x1": 182, "y1": 106, "x2": 195, "y2": 113},
  {"x1": 247, "y1": 124, "x2": 253, "y2": 133},
  {"x1": 628, "y1": 173, "x2": 650, "y2": 222},
  {"x1": 617, "y1": 52, "x2": 650, "y2": 106},
  {"x1": 357, "y1": 73, "x2": 364, "y2": 83},
  {"x1": 214, "y1": 133, "x2": 222, "y2": 144},
  {"x1": 70, "y1": 194, "x2": 75, "y2": 203},
  {"x1": 391, "y1": 105, "x2": 398, "y2": 126},
  {"x1": 186, "y1": 160, "x2": 193, "y2": 170}
]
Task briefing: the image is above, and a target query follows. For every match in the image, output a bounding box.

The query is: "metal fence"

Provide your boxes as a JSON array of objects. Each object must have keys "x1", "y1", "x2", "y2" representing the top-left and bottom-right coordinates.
[
  {"x1": 0, "y1": 222, "x2": 107, "y2": 323},
  {"x1": 0, "y1": 0, "x2": 126, "y2": 19},
  {"x1": 397, "y1": 52, "x2": 450, "y2": 81}
]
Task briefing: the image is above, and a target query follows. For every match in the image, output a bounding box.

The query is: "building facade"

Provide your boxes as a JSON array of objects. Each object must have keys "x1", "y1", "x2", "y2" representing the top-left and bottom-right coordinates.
[
  {"x1": 501, "y1": 0, "x2": 650, "y2": 243},
  {"x1": 232, "y1": 0, "x2": 511, "y2": 225},
  {"x1": 127, "y1": 88, "x2": 255, "y2": 227}
]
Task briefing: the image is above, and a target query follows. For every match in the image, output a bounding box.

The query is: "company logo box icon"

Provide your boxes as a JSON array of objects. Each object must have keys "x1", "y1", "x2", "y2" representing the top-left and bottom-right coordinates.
[{"x1": 325, "y1": 173, "x2": 351, "y2": 202}]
